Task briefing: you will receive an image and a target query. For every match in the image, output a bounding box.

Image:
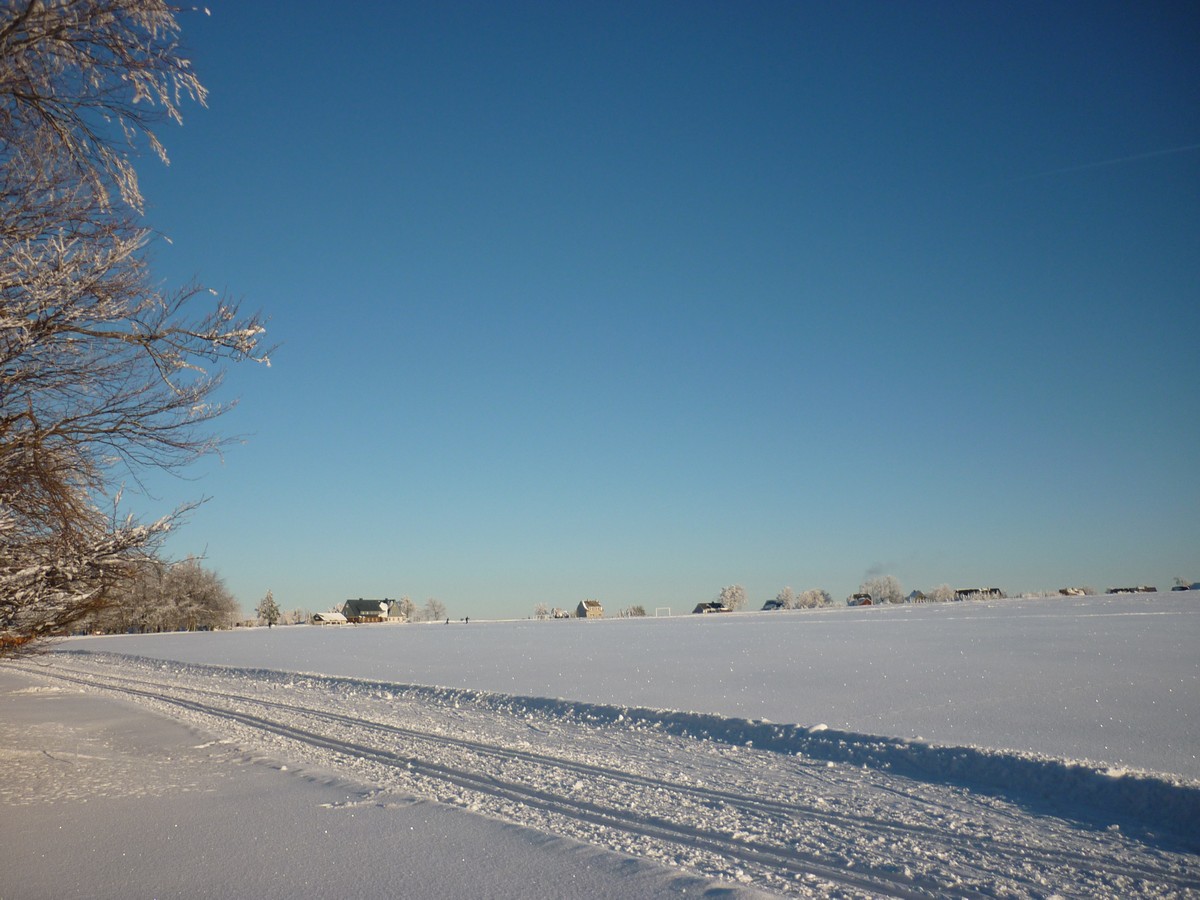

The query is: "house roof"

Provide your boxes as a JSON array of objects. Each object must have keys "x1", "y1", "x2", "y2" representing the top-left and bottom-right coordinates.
[{"x1": 343, "y1": 599, "x2": 388, "y2": 615}]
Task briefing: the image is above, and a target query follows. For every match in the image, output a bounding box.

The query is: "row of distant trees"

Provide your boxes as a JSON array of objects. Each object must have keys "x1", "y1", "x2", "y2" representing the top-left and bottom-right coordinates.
[
  {"x1": 83, "y1": 558, "x2": 239, "y2": 634},
  {"x1": 609, "y1": 585, "x2": 834, "y2": 614},
  {"x1": 852, "y1": 576, "x2": 983, "y2": 605},
  {"x1": 746, "y1": 577, "x2": 985, "y2": 608},
  {"x1": 531, "y1": 586, "x2": 835, "y2": 619},
  {"x1": 854, "y1": 575, "x2": 960, "y2": 604},
  {"x1": 533, "y1": 576, "x2": 995, "y2": 619},
  {"x1": 389, "y1": 596, "x2": 448, "y2": 623},
  {"x1": 718, "y1": 584, "x2": 833, "y2": 610}
]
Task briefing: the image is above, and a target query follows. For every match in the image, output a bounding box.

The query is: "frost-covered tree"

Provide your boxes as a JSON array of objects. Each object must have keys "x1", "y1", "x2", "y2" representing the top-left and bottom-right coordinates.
[
  {"x1": 397, "y1": 596, "x2": 417, "y2": 622},
  {"x1": 84, "y1": 556, "x2": 236, "y2": 633},
  {"x1": 860, "y1": 575, "x2": 905, "y2": 605},
  {"x1": 718, "y1": 584, "x2": 747, "y2": 610},
  {"x1": 533, "y1": 602, "x2": 549, "y2": 619},
  {"x1": 928, "y1": 583, "x2": 955, "y2": 603},
  {"x1": 775, "y1": 587, "x2": 796, "y2": 609},
  {"x1": 0, "y1": 1, "x2": 268, "y2": 654},
  {"x1": 256, "y1": 591, "x2": 280, "y2": 628},
  {"x1": 282, "y1": 607, "x2": 310, "y2": 625},
  {"x1": 795, "y1": 588, "x2": 832, "y2": 608},
  {"x1": 164, "y1": 558, "x2": 238, "y2": 630},
  {"x1": 423, "y1": 597, "x2": 447, "y2": 622}
]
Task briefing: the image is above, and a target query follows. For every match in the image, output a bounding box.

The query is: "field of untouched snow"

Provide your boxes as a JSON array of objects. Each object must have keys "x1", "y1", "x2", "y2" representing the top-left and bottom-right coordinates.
[{"x1": 4, "y1": 593, "x2": 1199, "y2": 897}]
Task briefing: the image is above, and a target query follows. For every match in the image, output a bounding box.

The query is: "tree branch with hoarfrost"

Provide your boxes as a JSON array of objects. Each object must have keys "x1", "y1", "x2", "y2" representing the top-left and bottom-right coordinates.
[{"x1": 0, "y1": 1, "x2": 269, "y2": 653}]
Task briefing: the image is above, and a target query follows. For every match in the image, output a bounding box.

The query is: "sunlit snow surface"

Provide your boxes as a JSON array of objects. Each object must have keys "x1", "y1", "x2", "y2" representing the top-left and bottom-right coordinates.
[
  {"x1": 4, "y1": 593, "x2": 1198, "y2": 897},
  {"x1": 70, "y1": 592, "x2": 1199, "y2": 777}
]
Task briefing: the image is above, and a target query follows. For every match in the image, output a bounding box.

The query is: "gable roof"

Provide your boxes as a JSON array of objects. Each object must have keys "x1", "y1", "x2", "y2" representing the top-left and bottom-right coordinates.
[{"x1": 343, "y1": 598, "x2": 388, "y2": 616}]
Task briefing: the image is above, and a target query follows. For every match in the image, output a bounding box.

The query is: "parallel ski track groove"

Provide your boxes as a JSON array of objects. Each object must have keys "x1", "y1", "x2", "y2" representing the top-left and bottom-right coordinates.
[
  {"x1": 17, "y1": 661, "x2": 1199, "y2": 898},
  {"x1": 29, "y1": 665, "x2": 934, "y2": 899},
  {"x1": 34, "y1": 663, "x2": 1190, "y2": 888}
]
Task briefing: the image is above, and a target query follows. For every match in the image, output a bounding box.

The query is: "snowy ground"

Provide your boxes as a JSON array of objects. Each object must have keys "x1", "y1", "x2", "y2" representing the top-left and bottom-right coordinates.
[{"x1": 3, "y1": 593, "x2": 1198, "y2": 897}]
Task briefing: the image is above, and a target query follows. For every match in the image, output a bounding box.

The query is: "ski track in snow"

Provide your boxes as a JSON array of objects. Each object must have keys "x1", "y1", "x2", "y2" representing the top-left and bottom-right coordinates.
[{"x1": 10, "y1": 650, "x2": 1200, "y2": 899}]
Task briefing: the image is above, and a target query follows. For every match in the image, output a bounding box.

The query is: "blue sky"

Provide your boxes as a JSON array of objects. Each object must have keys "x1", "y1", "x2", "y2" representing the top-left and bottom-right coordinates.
[{"x1": 131, "y1": 1, "x2": 1198, "y2": 617}]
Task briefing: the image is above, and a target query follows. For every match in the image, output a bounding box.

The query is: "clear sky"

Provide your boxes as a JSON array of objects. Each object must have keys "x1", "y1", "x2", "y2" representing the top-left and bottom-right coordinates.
[{"x1": 130, "y1": 1, "x2": 1199, "y2": 618}]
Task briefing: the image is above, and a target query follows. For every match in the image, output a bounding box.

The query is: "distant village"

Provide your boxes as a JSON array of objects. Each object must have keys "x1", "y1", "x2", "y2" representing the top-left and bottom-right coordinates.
[{"x1": 282, "y1": 579, "x2": 1198, "y2": 628}]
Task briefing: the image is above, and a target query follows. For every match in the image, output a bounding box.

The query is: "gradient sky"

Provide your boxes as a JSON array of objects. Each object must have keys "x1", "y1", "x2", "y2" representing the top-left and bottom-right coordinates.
[{"x1": 129, "y1": 1, "x2": 1199, "y2": 618}]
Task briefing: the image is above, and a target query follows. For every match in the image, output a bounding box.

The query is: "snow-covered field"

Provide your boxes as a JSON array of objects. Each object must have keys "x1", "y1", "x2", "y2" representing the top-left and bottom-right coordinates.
[{"x1": 3, "y1": 593, "x2": 1198, "y2": 897}]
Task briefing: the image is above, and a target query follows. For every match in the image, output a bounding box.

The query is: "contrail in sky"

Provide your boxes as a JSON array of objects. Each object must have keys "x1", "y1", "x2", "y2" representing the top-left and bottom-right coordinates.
[{"x1": 1017, "y1": 142, "x2": 1200, "y2": 180}]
